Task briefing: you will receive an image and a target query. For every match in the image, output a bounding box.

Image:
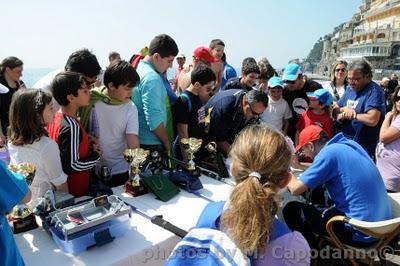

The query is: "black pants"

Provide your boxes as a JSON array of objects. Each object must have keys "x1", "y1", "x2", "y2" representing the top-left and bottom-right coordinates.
[{"x1": 283, "y1": 201, "x2": 376, "y2": 249}]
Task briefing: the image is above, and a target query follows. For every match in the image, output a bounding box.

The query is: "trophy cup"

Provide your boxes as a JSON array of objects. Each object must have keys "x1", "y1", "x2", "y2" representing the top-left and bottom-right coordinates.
[
  {"x1": 123, "y1": 148, "x2": 150, "y2": 197},
  {"x1": 204, "y1": 141, "x2": 230, "y2": 178},
  {"x1": 8, "y1": 163, "x2": 39, "y2": 233},
  {"x1": 180, "y1": 138, "x2": 202, "y2": 172}
]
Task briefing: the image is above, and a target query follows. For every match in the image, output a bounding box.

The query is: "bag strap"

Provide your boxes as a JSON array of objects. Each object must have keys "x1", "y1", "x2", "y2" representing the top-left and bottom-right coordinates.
[
  {"x1": 180, "y1": 91, "x2": 192, "y2": 112},
  {"x1": 196, "y1": 201, "x2": 225, "y2": 229}
]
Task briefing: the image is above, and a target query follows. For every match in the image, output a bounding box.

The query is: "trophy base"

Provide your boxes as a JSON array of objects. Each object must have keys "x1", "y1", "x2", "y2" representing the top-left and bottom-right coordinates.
[
  {"x1": 124, "y1": 181, "x2": 148, "y2": 197},
  {"x1": 10, "y1": 214, "x2": 38, "y2": 234},
  {"x1": 184, "y1": 168, "x2": 201, "y2": 177}
]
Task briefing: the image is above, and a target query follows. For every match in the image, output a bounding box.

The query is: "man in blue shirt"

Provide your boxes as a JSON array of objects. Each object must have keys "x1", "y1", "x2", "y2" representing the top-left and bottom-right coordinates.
[
  {"x1": 220, "y1": 53, "x2": 237, "y2": 89},
  {"x1": 284, "y1": 125, "x2": 391, "y2": 249},
  {"x1": 132, "y1": 34, "x2": 179, "y2": 153},
  {"x1": 334, "y1": 59, "x2": 385, "y2": 158},
  {"x1": 1, "y1": 161, "x2": 32, "y2": 266},
  {"x1": 204, "y1": 89, "x2": 268, "y2": 156}
]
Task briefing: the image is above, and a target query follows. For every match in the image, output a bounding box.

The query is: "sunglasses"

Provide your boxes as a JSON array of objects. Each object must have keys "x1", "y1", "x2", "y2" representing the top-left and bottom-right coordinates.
[
  {"x1": 84, "y1": 76, "x2": 98, "y2": 88},
  {"x1": 394, "y1": 95, "x2": 400, "y2": 102},
  {"x1": 335, "y1": 68, "x2": 347, "y2": 72},
  {"x1": 249, "y1": 104, "x2": 262, "y2": 116},
  {"x1": 284, "y1": 80, "x2": 296, "y2": 85}
]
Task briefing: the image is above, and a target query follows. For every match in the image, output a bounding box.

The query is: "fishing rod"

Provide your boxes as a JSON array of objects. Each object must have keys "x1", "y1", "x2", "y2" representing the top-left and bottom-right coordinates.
[{"x1": 125, "y1": 201, "x2": 188, "y2": 238}]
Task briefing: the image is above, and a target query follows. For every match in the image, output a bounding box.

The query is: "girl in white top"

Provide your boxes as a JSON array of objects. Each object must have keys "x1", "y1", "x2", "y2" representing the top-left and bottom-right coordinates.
[
  {"x1": 8, "y1": 89, "x2": 68, "y2": 208},
  {"x1": 323, "y1": 60, "x2": 348, "y2": 102}
]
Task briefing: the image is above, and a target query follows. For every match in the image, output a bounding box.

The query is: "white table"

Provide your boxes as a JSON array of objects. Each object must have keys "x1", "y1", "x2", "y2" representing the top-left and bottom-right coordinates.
[{"x1": 15, "y1": 175, "x2": 232, "y2": 266}]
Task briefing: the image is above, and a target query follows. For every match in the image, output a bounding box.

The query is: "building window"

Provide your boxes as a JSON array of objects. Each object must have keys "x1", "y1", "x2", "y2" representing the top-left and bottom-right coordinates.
[{"x1": 377, "y1": 33, "x2": 386, "y2": 39}]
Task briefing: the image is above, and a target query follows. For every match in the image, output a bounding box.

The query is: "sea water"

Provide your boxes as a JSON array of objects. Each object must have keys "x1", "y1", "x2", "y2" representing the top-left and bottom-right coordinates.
[
  {"x1": 23, "y1": 68, "x2": 56, "y2": 87},
  {"x1": 23, "y1": 67, "x2": 176, "y2": 87}
]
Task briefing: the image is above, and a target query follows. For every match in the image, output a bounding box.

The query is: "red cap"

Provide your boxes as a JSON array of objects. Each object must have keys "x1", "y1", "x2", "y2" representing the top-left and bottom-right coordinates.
[
  {"x1": 193, "y1": 47, "x2": 219, "y2": 63},
  {"x1": 295, "y1": 125, "x2": 325, "y2": 152}
]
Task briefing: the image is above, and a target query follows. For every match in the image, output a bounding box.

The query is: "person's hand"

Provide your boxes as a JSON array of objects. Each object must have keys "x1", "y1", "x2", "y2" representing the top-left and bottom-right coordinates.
[
  {"x1": 92, "y1": 143, "x2": 101, "y2": 155},
  {"x1": 341, "y1": 107, "x2": 357, "y2": 120},
  {"x1": 0, "y1": 133, "x2": 6, "y2": 147},
  {"x1": 336, "y1": 112, "x2": 344, "y2": 121},
  {"x1": 88, "y1": 135, "x2": 99, "y2": 147},
  {"x1": 163, "y1": 141, "x2": 171, "y2": 152}
]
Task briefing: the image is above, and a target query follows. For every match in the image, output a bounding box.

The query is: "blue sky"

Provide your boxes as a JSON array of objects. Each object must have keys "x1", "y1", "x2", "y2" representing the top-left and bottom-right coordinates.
[{"x1": 2, "y1": 0, "x2": 361, "y2": 70}]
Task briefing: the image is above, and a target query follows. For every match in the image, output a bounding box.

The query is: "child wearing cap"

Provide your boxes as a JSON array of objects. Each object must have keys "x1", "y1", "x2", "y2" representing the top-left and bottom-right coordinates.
[
  {"x1": 260, "y1": 76, "x2": 292, "y2": 134},
  {"x1": 295, "y1": 88, "x2": 333, "y2": 143}
]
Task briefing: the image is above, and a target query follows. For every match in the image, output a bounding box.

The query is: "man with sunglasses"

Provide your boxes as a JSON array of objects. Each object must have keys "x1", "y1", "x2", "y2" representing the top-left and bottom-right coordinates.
[
  {"x1": 204, "y1": 89, "x2": 268, "y2": 156},
  {"x1": 282, "y1": 63, "x2": 322, "y2": 141},
  {"x1": 333, "y1": 59, "x2": 385, "y2": 159},
  {"x1": 34, "y1": 49, "x2": 102, "y2": 111}
]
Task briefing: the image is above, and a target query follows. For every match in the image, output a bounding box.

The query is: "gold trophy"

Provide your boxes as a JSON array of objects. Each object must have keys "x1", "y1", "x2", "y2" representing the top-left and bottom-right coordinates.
[
  {"x1": 8, "y1": 163, "x2": 38, "y2": 233},
  {"x1": 123, "y1": 148, "x2": 150, "y2": 197},
  {"x1": 180, "y1": 138, "x2": 203, "y2": 171}
]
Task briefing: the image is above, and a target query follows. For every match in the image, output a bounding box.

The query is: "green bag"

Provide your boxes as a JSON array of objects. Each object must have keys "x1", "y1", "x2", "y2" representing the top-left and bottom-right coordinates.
[{"x1": 141, "y1": 172, "x2": 180, "y2": 202}]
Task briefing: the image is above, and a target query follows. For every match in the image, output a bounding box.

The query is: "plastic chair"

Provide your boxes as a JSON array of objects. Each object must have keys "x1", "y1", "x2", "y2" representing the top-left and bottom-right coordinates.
[{"x1": 325, "y1": 193, "x2": 400, "y2": 266}]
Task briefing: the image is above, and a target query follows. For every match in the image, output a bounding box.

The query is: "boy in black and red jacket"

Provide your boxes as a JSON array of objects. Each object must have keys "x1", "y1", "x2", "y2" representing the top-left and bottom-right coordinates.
[{"x1": 48, "y1": 71, "x2": 100, "y2": 197}]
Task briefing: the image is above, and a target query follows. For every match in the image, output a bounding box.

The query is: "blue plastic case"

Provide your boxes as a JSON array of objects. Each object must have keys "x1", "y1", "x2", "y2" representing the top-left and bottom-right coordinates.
[{"x1": 50, "y1": 215, "x2": 130, "y2": 253}]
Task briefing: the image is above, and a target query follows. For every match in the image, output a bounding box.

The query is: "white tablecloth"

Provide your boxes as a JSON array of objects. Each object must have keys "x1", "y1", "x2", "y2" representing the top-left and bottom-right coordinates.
[{"x1": 15, "y1": 175, "x2": 233, "y2": 266}]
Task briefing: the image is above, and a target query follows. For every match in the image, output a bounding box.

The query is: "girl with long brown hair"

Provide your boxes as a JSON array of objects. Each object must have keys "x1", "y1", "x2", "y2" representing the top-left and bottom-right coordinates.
[
  {"x1": 196, "y1": 125, "x2": 310, "y2": 265},
  {"x1": 8, "y1": 89, "x2": 68, "y2": 208}
]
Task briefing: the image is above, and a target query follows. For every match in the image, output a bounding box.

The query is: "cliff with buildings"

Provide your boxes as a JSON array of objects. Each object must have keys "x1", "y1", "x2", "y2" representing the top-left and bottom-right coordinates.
[{"x1": 306, "y1": 0, "x2": 400, "y2": 78}]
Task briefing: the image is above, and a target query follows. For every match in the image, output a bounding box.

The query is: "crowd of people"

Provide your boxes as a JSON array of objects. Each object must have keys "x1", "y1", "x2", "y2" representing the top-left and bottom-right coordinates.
[{"x1": 1, "y1": 33, "x2": 400, "y2": 265}]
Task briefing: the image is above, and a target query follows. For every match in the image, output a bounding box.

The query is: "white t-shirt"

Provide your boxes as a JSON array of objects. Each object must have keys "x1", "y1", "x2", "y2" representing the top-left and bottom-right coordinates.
[
  {"x1": 8, "y1": 136, "x2": 67, "y2": 208},
  {"x1": 322, "y1": 81, "x2": 345, "y2": 100},
  {"x1": 260, "y1": 97, "x2": 292, "y2": 132},
  {"x1": 94, "y1": 101, "x2": 139, "y2": 174}
]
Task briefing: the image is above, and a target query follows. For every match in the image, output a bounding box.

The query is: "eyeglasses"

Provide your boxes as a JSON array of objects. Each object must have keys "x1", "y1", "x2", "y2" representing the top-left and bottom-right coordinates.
[
  {"x1": 249, "y1": 104, "x2": 262, "y2": 117},
  {"x1": 284, "y1": 80, "x2": 296, "y2": 85},
  {"x1": 348, "y1": 76, "x2": 365, "y2": 83},
  {"x1": 84, "y1": 76, "x2": 98, "y2": 88},
  {"x1": 335, "y1": 68, "x2": 347, "y2": 72}
]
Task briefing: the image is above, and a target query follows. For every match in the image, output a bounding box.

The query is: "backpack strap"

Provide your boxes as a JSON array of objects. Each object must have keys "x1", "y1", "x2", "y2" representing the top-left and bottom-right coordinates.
[
  {"x1": 196, "y1": 201, "x2": 225, "y2": 229},
  {"x1": 129, "y1": 54, "x2": 145, "y2": 69},
  {"x1": 180, "y1": 91, "x2": 192, "y2": 112}
]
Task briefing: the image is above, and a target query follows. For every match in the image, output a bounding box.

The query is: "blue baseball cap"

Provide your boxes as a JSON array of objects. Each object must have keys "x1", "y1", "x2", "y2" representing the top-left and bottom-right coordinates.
[
  {"x1": 283, "y1": 63, "x2": 302, "y2": 81},
  {"x1": 267, "y1": 76, "x2": 284, "y2": 89},
  {"x1": 306, "y1": 88, "x2": 333, "y2": 107}
]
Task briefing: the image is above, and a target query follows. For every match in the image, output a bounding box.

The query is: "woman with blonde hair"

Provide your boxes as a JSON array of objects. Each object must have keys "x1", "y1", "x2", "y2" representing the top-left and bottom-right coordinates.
[
  {"x1": 195, "y1": 125, "x2": 310, "y2": 265},
  {"x1": 324, "y1": 60, "x2": 348, "y2": 102}
]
